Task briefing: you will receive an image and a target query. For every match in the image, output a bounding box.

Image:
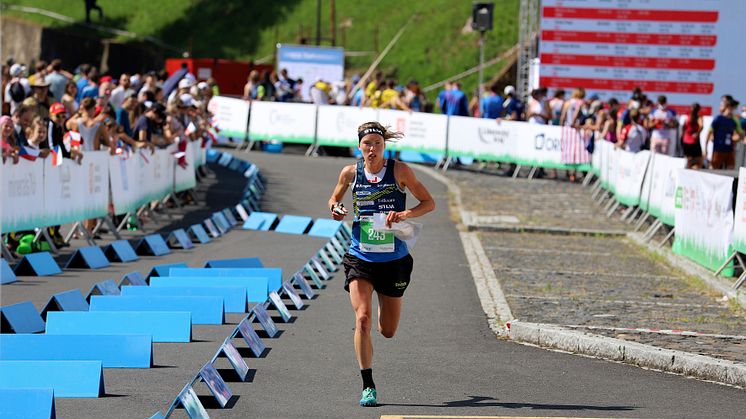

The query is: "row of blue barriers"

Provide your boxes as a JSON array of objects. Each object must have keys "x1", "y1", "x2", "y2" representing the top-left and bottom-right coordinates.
[{"x1": 0, "y1": 148, "x2": 352, "y2": 418}]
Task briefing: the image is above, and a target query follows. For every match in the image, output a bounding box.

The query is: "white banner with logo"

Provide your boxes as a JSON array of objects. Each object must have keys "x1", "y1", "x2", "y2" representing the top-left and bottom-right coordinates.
[
  {"x1": 733, "y1": 168, "x2": 746, "y2": 254},
  {"x1": 377, "y1": 109, "x2": 447, "y2": 155},
  {"x1": 613, "y1": 150, "x2": 651, "y2": 207},
  {"x1": 248, "y1": 101, "x2": 317, "y2": 144},
  {"x1": 207, "y1": 96, "x2": 250, "y2": 140},
  {"x1": 316, "y1": 105, "x2": 378, "y2": 147},
  {"x1": 446, "y1": 116, "x2": 515, "y2": 161},
  {"x1": 0, "y1": 159, "x2": 46, "y2": 233},
  {"x1": 673, "y1": 169, "x2": 734, "y2": 275},
  {"x1": 646, "y1": 154, "x2": 686, "y2": 226},
  {"x1": 43, "y1": 151, "x2": 109, "y2": 226},
  {"x1": 173, "y1": 142, "x2": 197, "y2": 193}
]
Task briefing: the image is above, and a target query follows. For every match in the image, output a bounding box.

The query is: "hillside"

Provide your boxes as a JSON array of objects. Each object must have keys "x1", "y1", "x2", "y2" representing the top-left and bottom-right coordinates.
[{"x1": 3, "y1": 0, "x2": 519, "y2": 97}]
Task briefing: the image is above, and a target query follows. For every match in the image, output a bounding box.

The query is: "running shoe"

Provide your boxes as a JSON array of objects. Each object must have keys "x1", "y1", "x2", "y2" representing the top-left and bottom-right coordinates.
[{"x1": 359, "y1": 387, "x2": 377, "y2": 407}]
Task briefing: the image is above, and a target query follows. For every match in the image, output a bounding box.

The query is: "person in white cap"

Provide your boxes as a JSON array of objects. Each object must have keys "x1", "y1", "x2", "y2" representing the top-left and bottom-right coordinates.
[
  {"x1": 167, "y1": 77, "x2": 194, "y2": 107},
  {"x1": 4, "y1": 63, "x2": 31, "y2": 113},
  {"x1": 502, "y1": 85, "x2": 523, "y2": 120}
]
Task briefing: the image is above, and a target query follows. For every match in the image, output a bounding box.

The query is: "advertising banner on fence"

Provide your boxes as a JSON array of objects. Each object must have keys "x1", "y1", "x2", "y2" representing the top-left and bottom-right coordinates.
[
  {"x1": 207, "y1": 96, "x2": 250, "y2": 140},
  {"x1": 377, "y1": 109, "x2": 448, "y2": 155},
  {"x1": 0, "y1": 159, "x2": 46, "y2": 233},
  {"x1": 513, "y1": 123, "x2": 592, "y2": 170},
  {"x1": 445, "y1": 116, "x2": 513, "y2": 161},
  {"x1": 248, "y1": 101, "x2": 317, "y2": 144},
  {"x1": 44, "y1": 151, "x2": 109, "y2": 226},
  {"x1": 732, "y1": 168, "x2": 746, "y2": 254},
  {"x1": 137, "y1": 149, "x2": 175, "y2": 208},
  {"x1": 109, "y1": 154, "x2": 140, "y2": 215},
  {"x1": 174, "y1": 142, "x2": 197, "y2": 193},
  {"x1": 613, "y1": 150, "x2": 650, "y2": 207},
  {"x1": 316, "y1": 105, "x2": 378, "y2": 147},
  {"x1": 673, "y1": 169, "x2": 734, "y2": 276},
  {"x1": 646, "y1": 154, "x2": 686, "y2": 226}
]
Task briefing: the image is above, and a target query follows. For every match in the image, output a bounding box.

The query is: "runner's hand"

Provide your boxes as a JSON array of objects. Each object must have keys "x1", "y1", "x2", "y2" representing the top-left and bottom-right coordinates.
[
  {"x1": 386, "y1": 210, "x2": 407, "y2": 228},
  {"x1": 331, "y1": 203, "x2": 348, "y2": 220}
]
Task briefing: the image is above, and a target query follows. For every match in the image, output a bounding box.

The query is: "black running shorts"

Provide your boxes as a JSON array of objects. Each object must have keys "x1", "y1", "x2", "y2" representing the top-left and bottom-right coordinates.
[{"x1": 343, "y1": 253, "x2": 413, "y2": 297}]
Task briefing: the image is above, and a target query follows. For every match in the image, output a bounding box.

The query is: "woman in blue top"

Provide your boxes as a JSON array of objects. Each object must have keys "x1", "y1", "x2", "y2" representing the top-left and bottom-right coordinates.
[{"x1": 328, "y1": 121, "x2": 435, "y2": 407}]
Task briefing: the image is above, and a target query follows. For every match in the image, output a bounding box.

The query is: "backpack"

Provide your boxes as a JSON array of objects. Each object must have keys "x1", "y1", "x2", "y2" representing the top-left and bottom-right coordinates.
[{"x1": 9, "y1": 81, "x2": 26, "y2": 103}]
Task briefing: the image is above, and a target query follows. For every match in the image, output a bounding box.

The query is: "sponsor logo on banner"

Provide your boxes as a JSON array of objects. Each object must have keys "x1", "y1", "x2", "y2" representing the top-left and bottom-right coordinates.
[
  {"x1": 534, "y1": 133, "x2": 561, "y2": 151},
  {"x1": 477, "y1": 126, "x2": 509, "y2": 144}
]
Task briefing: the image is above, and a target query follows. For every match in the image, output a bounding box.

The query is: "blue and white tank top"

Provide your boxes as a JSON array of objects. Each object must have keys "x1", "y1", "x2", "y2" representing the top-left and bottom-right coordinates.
[{"x1": 349, "y1": 158, "x2": 409, "y2": 262}]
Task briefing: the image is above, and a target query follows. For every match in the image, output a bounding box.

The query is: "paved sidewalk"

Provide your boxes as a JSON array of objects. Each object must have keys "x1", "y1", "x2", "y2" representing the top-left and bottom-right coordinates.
[{"x1": 447, "y1": 170, "x2": 746, "y2": 365}]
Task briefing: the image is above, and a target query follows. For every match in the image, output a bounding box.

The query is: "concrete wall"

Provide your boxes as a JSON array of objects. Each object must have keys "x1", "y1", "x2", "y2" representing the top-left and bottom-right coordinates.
[{"x1": 1, "y1": 16, "x2": 164, "y2": 74}]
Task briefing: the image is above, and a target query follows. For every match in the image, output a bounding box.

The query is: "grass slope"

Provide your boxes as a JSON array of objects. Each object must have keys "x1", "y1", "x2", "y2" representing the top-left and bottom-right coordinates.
[{"x1": 5, "y1": 0, "x2": 518, "y2": 97}]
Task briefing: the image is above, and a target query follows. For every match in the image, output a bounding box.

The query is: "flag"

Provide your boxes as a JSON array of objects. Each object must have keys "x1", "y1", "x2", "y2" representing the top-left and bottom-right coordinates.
[
  {"x1": 63, "y1": 131, "x2": 82, "y2": 150},
  {"x1": 50, "y1": 145, "x2": 63, "y2": 166},
  {"x1": 561, "y1": 126, "x2": 592, "y2": 165},
  {"x1": 209, "y1": 117, "x2": 221, "y2": 133},
  {"x1": 18, "y1": 146, "x2": 40, "y2": 161},
  {"x1": 172, "y1": 151, "x2": 186, "y2": 159},
  {"x1": 185, "y1": 121, "x2": 197, "y2": 136}
]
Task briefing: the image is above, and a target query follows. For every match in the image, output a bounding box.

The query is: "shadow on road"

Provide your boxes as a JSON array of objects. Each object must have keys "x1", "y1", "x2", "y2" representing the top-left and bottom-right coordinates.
[{"x1": 381, "y1": 395, "x2": 636, "y2": 411}]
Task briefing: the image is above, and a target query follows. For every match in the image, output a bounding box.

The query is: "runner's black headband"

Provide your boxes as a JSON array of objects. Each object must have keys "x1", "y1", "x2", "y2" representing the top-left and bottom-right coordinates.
[{"x1": 358, "y1": 127, "x2": 385, "y2": 141}]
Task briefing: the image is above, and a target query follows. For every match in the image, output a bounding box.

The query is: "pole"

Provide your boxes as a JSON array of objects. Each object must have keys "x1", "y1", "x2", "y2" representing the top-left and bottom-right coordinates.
[
  {"x1": 347, "y1": 14, "x2": 417, "y2": 101},
  {"x1": 478, "y1": 30, "x2": 485, "y2": 93},
  {"x1": 316, "y1": 0, "x2": 322, "y2": 46},
  {"x1": 330, "y1": 0, "x2": 336, "y2": 46}
]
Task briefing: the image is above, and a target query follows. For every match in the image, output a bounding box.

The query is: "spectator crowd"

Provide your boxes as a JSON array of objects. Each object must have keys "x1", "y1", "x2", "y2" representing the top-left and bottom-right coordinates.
[{"x1": 1, "y1": 58, "x2": 220, "y2": 255}]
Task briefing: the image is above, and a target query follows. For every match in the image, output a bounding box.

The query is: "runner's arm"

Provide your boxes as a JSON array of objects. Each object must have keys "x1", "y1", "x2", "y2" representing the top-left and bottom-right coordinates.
[
  {"x1": 328, "y1": 164, "x2": 355, "y2": 220},
  {"x1": 389, "y1": 162, "x2": 435, "y2": 226}
]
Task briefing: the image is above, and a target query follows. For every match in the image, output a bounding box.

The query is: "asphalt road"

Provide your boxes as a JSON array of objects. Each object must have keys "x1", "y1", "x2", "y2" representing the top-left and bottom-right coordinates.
[{"x1": 4, "y1": 147, "x2": 746, "y2": 418}]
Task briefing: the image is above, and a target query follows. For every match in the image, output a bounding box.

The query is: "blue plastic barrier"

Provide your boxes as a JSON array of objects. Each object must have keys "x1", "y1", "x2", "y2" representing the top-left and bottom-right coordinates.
[
  {"x1": 0, "y1": 360, "x2": 104, "y2": 397},
  {"x1": 211, "y1": 212, "x2": 231, "y2": 233},
  {"x1": 41, "y1": 289, "x2": 89, "y2": 319},
  {"x1": 135, "y1": 234, "x2": 171, "y2": 256},
  {"x1": 1, "y1": 258, "x2": 17, "y2": 284},
  {"x1": 121, "y1": 285, "x2": 247, "y2": 313},
  {"x1": 148, "y1": 262, "x2": 188, "y2": 279},
  {"x1": 168, "y1": 267, "x2": 281, "y2": 292},
  {"x1": 204, "y1": 257, "x2": 263, "y2": 268},
  {"x1": 234, "y1": 203, "x2": 250, "y2": 221},
  {"x1": 206, "y1": 149, "x2": 220, "y2": 163},
  {"x1": 120, "y1": 271, "x2": 147, "y2": 287},
  {"x1": 65, "y1": 245, "x2": 110, "y2": 269},
  {"x1": 242, "y1": 211, "x2": 278, "y2": 231},
  {"x1": 13, "y1": 252, "x2": 61, "y2": 276},
  {"x1": 275, "y1": 215, "x2": 313, "y2": 235},
  {"x1": 0, "y1": 388, "x2": 55, "y2": 418},
  {"x1": 86, "y1": 279, "x2": 120, "y2": 301},
  {"x1": 222, "y1": 208, "x2": 239, "y2": 226},
  {"x1": 149, "y1": 277, "x2": 268, "y2": 303},
  {"x1": 189, "y1": 223, "x2": 212, "y2": 244},
  {"x1": 308, "y1": 218, "x2": 343, "y2": 238},
  {"x1": 0, "y1": 301, "x2": 45, "y2": 333},
  {"x1": 104, "y1": 240, "x2": 139, "y2": 263},
  {"x1": 167, "y1": 229, "x2": 194, "y2": 250},
  {"x1": 46, "y1": 311, "x2": 191, "y2": 343},
  {"x1": 90, "y1": 296, "x2": 223, "y2": 325},
  {"x1": 0, "y1": 334, "x2": 152, "y2": 368},
  {"x1": 203, "y1": 218, "x2": 222, "y2": 238}
]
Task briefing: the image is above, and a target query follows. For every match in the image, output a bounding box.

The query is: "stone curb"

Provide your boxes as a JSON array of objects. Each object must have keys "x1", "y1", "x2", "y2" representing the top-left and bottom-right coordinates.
[
  {"x1": 508, "y1": 320, "x2": 746, "y2": 389},
  {"x1": 412, "y1": 163, "x2": 746, "y2": 390}
]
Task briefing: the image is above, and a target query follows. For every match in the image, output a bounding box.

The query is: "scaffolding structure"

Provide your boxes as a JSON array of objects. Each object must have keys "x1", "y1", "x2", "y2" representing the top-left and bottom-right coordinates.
[{"x1": 516, "y1": 0, "x2": 540, "y2": 102}]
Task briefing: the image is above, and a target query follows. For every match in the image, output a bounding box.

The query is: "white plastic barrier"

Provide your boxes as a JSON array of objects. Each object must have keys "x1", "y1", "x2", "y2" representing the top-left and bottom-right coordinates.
[
  {"x1": 109, "y1": 153, "x2": 142, "y2": 215},
  {"x1": 645, "y1": 154, "x2": 687, "y2": 226},
  {"x1": 173, "y1": 143, "x2": 197, "y2": 193},
  {"x1": 733, "y1": 167, "x2": 746, "y2": 254},
  {"x1": 377, "y1": 109, "x2": 447, "y2": 155},
  {"x1": 446, "y1": 115, "x2": 514, "y2": 161},
  {"x1": 207, "y1": 96, "x2": 250, "y2": 140},
  {"x1": 44, "y1": 151, "x2": 109, "y2": 227},
  {"x1": 248, "y1": 101, "x2": 317, "y2": 144},
  {"x1": 612, "y1": 150, "x2": 651, "y2": 207},
  {"x1": 0, "y1": 159, "x2": 47, "y2": 233},
  {"x1": 316, "y1": 105, "x2": 378, "y2": 148},
  {"x1": 673, "y1": 169, "x2": 734, "y2": 274}
]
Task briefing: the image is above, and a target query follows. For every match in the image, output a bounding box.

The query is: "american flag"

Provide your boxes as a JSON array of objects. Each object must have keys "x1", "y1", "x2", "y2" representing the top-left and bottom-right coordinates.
[{"x1": 561, "y1": 126, "x2": 592, "y2": 165}]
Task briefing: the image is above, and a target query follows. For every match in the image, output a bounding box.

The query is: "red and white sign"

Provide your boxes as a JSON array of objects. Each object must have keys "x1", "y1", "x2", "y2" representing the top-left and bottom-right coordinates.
[{"x1": 539, "y1": 0, "x2": 746, "y2": 116}]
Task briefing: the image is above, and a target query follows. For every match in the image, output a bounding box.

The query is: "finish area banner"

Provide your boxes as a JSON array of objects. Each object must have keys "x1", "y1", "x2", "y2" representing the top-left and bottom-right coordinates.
[
  {"x1": 539, "y1": 0, "x2": 746, "y2": 116},
  {"x1": 673, "y1": 169, "x2": 734, "y2": 276}
]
